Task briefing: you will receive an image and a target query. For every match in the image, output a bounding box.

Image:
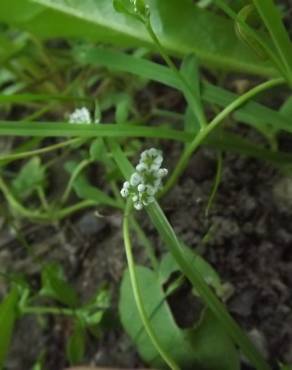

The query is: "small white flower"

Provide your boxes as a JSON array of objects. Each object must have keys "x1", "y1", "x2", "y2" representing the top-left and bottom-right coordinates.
[
  {"x1": 158, "y1": 168, "x2": 168, "y2": 177},
  {"x1": 134, "y1": 202, "x2": 143, "y2": 210},
  {"x1": 68, "y1": 107, "x2": 99, "y2": 125},
  {"x1": 149, "y1": 148, "x2": 159, "y2": 157},
  {"x1": 120, "y1": 188, "x2": 128, "y2": 198},
  {"x1": 136, "y1": 163, "x2": 147, "y2": 172},
  {"x1": 130, "y1": 173, "x2": 142, "y2": 186},
  {"x1": 123, "y1": 181, "x2": 130, "y2": 190},
  {"x1": 154, "y1": 155, "x2": 163, "y2": 166},
  {"x1": 146, "y1": 185, "x2": 155, "y2": 196},
  {"x1": 132, "y1": 194, "x2": 139, "y2": 202},
  {"x1": 137, "y1": 183, "x2": 146, "y2": 192}
]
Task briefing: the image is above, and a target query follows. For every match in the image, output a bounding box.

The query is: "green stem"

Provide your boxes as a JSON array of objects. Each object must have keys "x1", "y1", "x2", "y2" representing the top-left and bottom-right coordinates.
[
  {"x1": 0, "y1": 138, "x2": 82, "y2": 162},
  {"x1": 123, "y1": 202, "x2": 180, "y2": 370},
  {"x1": 0, "y1": 175, "x2": 98, "y2": 222},
  {"x1": 162, "y1": 77, "x2": 284, "y2": 196},
  {"x1": 146, "y1": 20, "x2": 207, "y2": 129},
  {"x1": 205, "y1": 151, "x2": 223, "y2": 217},
  {"x1": 58, "y1": 199, "x2": 98, "y2": 218},
  {"x1": 22, "y1": 306, "x2": 76, "y2": 317}
]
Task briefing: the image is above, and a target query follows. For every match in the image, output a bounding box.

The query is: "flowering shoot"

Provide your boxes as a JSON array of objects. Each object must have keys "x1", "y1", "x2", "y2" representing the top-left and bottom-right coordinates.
[{"x1": 120, "y1": 148, "x2": 168, "y2": 210}]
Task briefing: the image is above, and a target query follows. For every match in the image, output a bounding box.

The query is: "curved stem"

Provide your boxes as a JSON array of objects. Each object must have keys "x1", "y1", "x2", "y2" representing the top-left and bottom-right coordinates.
[
  {"x1": 0, "y1": 138, "x2": 83, "y2": 162},
  {"x1": 162, "y1": 77, "x2": 285, "y2": 196},
  {"x1": 205, "y1": 150, "x2": 223, "y2": 217},
  {"x1": 123, "y1": 202, "x2": 180, "y2": 370},
  {"x1": 22, "y1": 306, "x2": 75, "y2": 317}
]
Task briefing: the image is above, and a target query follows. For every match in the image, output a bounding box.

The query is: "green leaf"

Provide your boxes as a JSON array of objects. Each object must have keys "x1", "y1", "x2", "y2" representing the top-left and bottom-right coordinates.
[
  {"x1": 280, "y1": 95, "x2": 292, "y2": 118},
  {"x1": 12, "y1": 156, "x2": 45, "y2": 199},
  {"x1": 185, "y1": 309, "x2": 240, "y2": 370},
  {"x1": 235, "y1": 4, "x2": 268, "y2": 60},
  {"x1": 0, "y1": 287, "x2": 19, "y2": 368},
  {"x1": 158, "y1": 252, "x2": 180, "y2": 284},
  {"x1": 159, "y1": 250, "x2": 226, "y2": 299},
  {"x1": 66, "y1": 320, "x2": 86, "y2": 365},
  {"x1": 180, "y1": 54, "x2": 205, "y2": 129},
  {"x1": 0, "y1": 0, "x2": 275, "y2": 75},
  {"x1": 113, "y1": 0, "x2": 149, "y2": 21},
  {"x1": 40, "y1": 263, "x2": 79, "y2": 308},
  {"x1": 65, "y1": 161, "x2": 120, "y2": 208},
  {"x1": 76, "y1": 47, "x2": 289, "y2": 135},
  {"x1": 89, "y1": 139, "x2": 106, "y2": 161},
  {"x1": 252, "y1": 0, "x2": 292, "y2": 82},
  {"x1": 119, "y1": 265, "x2": 239, "y2": 369},
  {"x1": 80, "y1": 286, "x2": 110, "y2": 327},
  {"x1": 0, "y1": 121, "x2": 190, "y2": 142}
]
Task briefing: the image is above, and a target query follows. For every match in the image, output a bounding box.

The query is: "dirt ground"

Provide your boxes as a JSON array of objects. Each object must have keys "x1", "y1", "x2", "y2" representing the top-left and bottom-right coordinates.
[{"x1": 1, "y1": 134, "x2": 292, "y2": 369}]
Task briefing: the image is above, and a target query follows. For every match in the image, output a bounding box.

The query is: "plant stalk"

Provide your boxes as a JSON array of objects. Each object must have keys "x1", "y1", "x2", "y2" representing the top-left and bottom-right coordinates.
[{"x1": 123, "y1": 202, "x2": 180, "y2": 370}]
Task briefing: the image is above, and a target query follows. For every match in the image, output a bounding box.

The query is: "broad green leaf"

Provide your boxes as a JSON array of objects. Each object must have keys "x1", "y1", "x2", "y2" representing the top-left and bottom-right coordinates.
[
  {"x1": 119, "y1": 266, "x2": 239, "y2": 369},
  {"x1": 40, "y1": 263, "x2": 79, "y2": 308},
  {"x1": 66, "y1": 320, "x2": 86, "y2": 365},
  {"x1": 113, "y1": 0, "x2": 149, "y2": 21},
  {"x1": 0, "y1": 0, "x2": 275, "y2": 76},
  {"x1": 158, "y1": 252, "x2": 180, "y2": 284},
  {"x1": 159, "y1": 250, "x2": 226, "y2": 298},
  {"x1": 12, "y1": 156, "x2": 45, "y2": 199},
  {"x1": 65, "y1": 161, "x2": 120, "y2": 208},
  {"x1": 0, "y1": 287, "x2": 19, "y2": 368},
  {"x1": 185, "y1": 309, "x2": 239, "y2": 370}
]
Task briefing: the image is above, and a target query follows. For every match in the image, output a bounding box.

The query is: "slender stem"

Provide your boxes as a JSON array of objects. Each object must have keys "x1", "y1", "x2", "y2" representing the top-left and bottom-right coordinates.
[
  {"x1": 162, "y1": 77, "x2": 284, "y2": 196},
  {"x1": 0, "y1": 175, "x2": 99, "y2": 221},
  {"x1": 22, "y1": 306, "x2": 76, "y2": 317},
  {"x1": 55, "y1": 200, "x2": 99, "y2": 219},
  {"x1": 205, "y1": 151, "x2": 223, "y2": 217},
  {"x1": 123, "y1": 202, "x2": 180, "y2": 370},
  {"x1": 146, "y1": 20, "x2": 207, "y2": 128},
  {"x1": 0, "y1": 138, "x2": 82, "y2": 162}
]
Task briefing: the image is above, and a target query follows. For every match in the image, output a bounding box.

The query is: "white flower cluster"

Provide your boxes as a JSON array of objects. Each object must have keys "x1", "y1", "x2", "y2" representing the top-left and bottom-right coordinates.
[
  {"x1": 69, "y1": 107, "x2": 100, "y2": 125},
  {"x1": 69, "y1": 107, "x2": 91, "y2": 124},
  {"x1": 120, "y1": 148, "x2": 168, "y2": 210}
]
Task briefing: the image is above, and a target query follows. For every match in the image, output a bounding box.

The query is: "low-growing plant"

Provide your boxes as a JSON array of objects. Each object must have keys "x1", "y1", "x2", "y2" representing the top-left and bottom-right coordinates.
[{"x1": 0, "y1": 0, "x2": 291, "y2": 369}]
